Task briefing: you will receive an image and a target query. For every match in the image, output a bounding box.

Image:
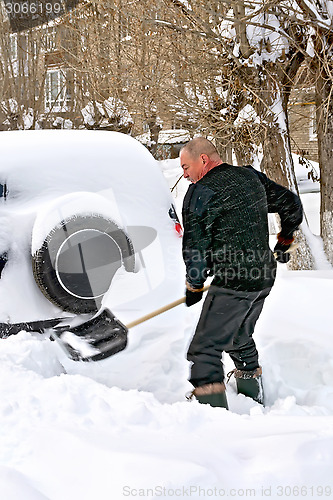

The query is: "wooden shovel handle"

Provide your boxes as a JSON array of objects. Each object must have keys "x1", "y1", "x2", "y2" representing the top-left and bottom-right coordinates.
[{"x1": 125, "y1": 285, "x2": 211, "y2": 329}]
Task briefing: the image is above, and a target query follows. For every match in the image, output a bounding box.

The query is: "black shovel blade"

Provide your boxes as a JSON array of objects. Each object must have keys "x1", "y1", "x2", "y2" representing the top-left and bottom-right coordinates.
[{"x1": 50, "y1": 309, "x2": 128, "y2": 362}]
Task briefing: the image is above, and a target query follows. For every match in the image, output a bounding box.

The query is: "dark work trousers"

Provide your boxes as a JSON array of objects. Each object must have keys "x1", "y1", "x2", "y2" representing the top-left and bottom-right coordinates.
[{"x1": 187, "y1": 285, "x2": 272, "y2": 388}]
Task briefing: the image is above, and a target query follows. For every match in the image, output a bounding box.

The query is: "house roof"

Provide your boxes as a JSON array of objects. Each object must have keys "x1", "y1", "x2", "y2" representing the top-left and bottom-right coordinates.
[{"x1": 136, "y1": 129, "x2": 190, "y2": 145}]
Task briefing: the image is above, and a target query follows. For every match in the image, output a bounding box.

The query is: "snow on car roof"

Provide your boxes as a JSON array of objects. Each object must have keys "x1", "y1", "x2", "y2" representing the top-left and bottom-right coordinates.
[{"x1": 0, "y1": 130, "x2": 171, "y2": 209}]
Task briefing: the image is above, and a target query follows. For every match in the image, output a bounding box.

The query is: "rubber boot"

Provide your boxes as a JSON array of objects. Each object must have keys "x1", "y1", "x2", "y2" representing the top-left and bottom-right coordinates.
[
  {"x1": 230, "y1": 367, "x2": 264, "y2": 405},
  {"x1": 191, "y1": 382, "x2": 229, "y2": 409}
]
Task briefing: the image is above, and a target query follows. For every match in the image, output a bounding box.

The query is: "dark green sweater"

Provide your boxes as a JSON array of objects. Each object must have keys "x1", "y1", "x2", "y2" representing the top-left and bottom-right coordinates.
[{"x1": 182, "y1": 163, "x2": 303, "y2": 292}]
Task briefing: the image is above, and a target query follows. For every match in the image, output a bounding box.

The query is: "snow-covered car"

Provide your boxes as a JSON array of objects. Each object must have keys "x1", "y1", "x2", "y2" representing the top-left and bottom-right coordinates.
[{"x1": 0, "y1": 130, "x2": 184, "y2": 358}]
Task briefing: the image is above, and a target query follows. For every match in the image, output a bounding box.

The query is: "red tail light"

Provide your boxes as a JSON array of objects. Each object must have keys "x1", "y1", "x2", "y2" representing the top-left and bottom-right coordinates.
[{"x1": 174, "y1": 222, "x2": 183, "y2": 237}]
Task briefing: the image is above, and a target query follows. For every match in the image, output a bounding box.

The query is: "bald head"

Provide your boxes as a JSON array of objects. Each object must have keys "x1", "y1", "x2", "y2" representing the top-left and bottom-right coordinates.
[
  {"x1": 180, "y1": 137, "x2": 222, "y2": 183},
  {"x1": 180, "y1": 137, "x2": 220, "y2": 161}
]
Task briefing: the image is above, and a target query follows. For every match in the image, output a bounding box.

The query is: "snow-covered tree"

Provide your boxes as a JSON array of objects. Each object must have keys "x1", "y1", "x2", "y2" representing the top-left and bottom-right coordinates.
[
  {"x1": 1, "y1": 0, "x2": 332, "y2": 266},
  {"x1": 295, "y1": 0, "x2": 333, "y2": 266},
  {"x1": 141, "y1": 0, "x2": 333, "y2": 269},
  {"x1": 0, "y1": 19, "x2": 45, "y2": 129}
]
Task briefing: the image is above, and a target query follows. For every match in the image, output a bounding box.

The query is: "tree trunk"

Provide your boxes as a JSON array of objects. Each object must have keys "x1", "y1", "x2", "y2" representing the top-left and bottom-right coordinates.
[
  {"x1": 255, "y1": 67, "x2": 315, "y2": 270},
  {"x1": 315, "y1": 65, "x2": 333, "y2": 266},
  {"x1": 215, "y1": 137, "x2": 233, "y2": 164},
  {"x1": 256, "y1": 67, "x2": 296, "y2": 189}
]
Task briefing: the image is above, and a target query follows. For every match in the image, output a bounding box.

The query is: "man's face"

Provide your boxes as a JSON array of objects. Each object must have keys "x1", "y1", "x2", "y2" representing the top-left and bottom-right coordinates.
[{"x1": 180, "y1": 150, "x2": 204, "y2": 183}]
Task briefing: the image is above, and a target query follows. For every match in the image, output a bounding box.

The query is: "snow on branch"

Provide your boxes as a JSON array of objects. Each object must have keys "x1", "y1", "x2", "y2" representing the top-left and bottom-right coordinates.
[
  {"x1": 295, "y1": 0, "x2": 333, "y2": 30},
  {"x1": 81, "y1": 98, "x2": 133, "y2": 129}
]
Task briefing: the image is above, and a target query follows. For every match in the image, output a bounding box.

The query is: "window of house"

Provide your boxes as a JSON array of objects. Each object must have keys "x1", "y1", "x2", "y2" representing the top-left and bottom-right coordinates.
[
  {"x1": 31, "y1": 39, "x2": 39, "y2": 58},
  {"x1": 9, "y1": 34, "x2": 17, "y2": 60},
  {"x1": 44, "y1": 27, "x2": 57, "y2": 52},
  {"x1": 309, "y1": 105, "x2": 317, "y2": 141},
  {"x1": 119, "y1": 13, "x2": 130, "y2": 40},
  {"x1": 45, "y1": 70, "x2": 68, "y2": 111}
]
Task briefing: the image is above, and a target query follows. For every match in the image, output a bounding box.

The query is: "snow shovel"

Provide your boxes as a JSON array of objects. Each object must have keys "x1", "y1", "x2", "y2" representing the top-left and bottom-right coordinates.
[{"x1": 50, "y1": 285, "x2": 211, "y2": 362}]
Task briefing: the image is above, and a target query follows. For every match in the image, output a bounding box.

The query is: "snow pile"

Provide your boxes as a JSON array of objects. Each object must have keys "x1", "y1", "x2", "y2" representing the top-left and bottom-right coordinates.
[
  {"x1": 0, "y1": 147, "x2": 333, "y2": 499},
  {"x1": 31, "y1": 191, "x2": 124, "y2": 254},
  {"x1": 1, "y1": 267, "x2": 333, "y2": 500},
  {"x1": 1, "y1": 99, "x2": 35, "y2": 130},
  {"x1": 81, "y1": 98, "x2": 133, "y2": 128}
]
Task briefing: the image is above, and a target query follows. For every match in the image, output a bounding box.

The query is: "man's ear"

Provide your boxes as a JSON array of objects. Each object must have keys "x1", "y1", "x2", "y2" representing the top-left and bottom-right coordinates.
[{"x1": 200, "y1": 153, "x2": 209, "y2": 164}]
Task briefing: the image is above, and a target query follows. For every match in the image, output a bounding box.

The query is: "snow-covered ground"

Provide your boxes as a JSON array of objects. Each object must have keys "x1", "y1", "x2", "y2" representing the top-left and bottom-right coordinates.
[{"x1": 1, "y1": 152, "x2": 333, "y2": 500}]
